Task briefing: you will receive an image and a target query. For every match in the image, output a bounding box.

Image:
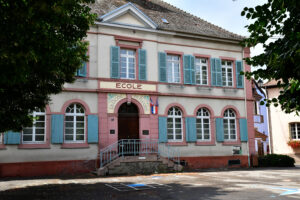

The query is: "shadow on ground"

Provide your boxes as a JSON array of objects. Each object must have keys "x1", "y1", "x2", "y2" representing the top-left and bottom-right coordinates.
[{"x1": 0, "y1": 181, "x2": 231, "y2": 200}]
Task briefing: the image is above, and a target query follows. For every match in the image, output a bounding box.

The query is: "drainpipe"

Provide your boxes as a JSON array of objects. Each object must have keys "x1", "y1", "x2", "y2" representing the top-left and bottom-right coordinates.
[{"x1": 265, "y1": 87, "x2": 273, "y2": 154}]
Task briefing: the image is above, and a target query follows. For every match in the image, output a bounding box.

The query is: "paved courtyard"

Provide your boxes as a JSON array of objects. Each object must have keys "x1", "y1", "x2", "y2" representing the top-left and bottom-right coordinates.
[{"x1": 1, "y1": 167, "x2": 300, "y2": 200}]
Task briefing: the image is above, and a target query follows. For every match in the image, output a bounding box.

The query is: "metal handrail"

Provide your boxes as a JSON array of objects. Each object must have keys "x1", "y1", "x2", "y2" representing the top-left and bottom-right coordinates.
[{"x1": 99, "y1": 139, "x2": 180, "y2": 168}]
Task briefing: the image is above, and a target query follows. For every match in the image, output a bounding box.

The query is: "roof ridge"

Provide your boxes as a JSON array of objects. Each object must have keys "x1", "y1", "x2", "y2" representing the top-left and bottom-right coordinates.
[{"x1": 158, "y1": 0, "x2": 244, "y2": 39}]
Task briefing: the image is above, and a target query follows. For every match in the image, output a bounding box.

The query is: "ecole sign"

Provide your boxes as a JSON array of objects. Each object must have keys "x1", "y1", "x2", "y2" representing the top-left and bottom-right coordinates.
[{"x1": 99, "y1": 81, "x2": 156, "y2": 92}]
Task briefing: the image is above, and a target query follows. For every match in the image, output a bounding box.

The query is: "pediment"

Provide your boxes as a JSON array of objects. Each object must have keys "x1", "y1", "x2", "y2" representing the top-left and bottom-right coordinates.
[{"x1": 99, "y1": 2, "x2": 157, "y2": 29}]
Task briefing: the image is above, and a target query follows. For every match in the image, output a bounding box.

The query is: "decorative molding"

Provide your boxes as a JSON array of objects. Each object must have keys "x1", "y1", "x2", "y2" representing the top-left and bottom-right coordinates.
[
  {"x1": 132, "y1": 95, "x2": 150, "y2": 114},
  {"x1": 107, "y1": 93, "x2": 126, "y2": 113}
]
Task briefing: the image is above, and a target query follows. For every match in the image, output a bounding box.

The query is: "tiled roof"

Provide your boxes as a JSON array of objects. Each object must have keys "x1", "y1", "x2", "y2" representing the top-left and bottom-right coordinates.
[
  {"x1": 89, "y1": 0, "x2": 245, "y2": 41},
  {"x1": 263, "y1": 79, "x2": 280, "y2": 87}
]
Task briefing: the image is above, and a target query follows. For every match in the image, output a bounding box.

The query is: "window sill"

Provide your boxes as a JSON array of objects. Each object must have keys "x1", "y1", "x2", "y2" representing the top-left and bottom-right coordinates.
[
  {"x1": 195, "y1": 141, "x2": 216, "y2": 146},
  {"x1": 167, "y1": 142, "x2": 188, "y2": 146},
  {"x1": 18, "y1": 143, "x2": 50, "y2": 149},
  {"x1": 61, "y1": 143, "x2": 89, "y2": 149},
  {"x1": 0, "y1": 144, "x2": 6, "y2": 149},
  {"x1": 222, "y1": 141, "x2": 241, "y2": 146}
]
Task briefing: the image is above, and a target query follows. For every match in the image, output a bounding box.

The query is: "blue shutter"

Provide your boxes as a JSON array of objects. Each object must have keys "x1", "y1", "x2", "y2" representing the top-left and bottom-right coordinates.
[
  {"x1": 239, "y1": 118, "x2": 248, "y2": 142},
  {"x1": 185, "y1": 117, "x2": 196, "y2": 142},
  {"x1": 158, "y1": 117, "x2": 167, "y2": 142},
  {"x1": 215, "y1": 118, "x2": 224, "y2": 142},
  {"x1": 138, "y1": 49, "x2": 147, "y2": 81},
  {"x1": 236, "y1": 60, "x2": 244, "y2": 88},
  {"x1": 191, "y1": 56, "x2": 195, "y2": 84},
  {"x1": 215, "y1": 58, "x2": 222, "y2": 86},
  {"x1": 51, "y1": 114, "x2": 63, "y2": 144},
  {"x1": 88, "y1": 115, "x2": 99, "y2": 143},
  {"x1": 4, "y1": 131, "x2": 20, "y2": 144},
  {"x1": 77, "y1": 62, "x2": 87, "y2": 77},
  {"x1": 211, "y1": 58, "x2": 216, "y2": 86},
  {"x1": 158, "y1": 52, "x2": 167, "y2": 82},
  {"x1": 183, "y1": 55, "x2": 191, "y2": 84},
  {"x1": 110, "y1": 46, "x2": 120, "y2": 79}
]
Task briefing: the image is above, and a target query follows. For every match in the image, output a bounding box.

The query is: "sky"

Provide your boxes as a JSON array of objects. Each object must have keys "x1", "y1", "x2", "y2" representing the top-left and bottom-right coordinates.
[{"x1": 162, "y1": 0, "x2": 267, "y2": 57}]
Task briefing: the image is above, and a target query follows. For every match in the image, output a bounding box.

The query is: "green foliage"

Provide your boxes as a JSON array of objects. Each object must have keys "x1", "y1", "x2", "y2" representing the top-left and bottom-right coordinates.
[
  {"x1": 258, "y1": 154, "x2": 295, "y2": 167},
  {"x1": 241, "y1": 0, "x2": 300, "y2": 113},
  {"x1": 0, "y1": 0, "x2": 96, "y2": 132}
]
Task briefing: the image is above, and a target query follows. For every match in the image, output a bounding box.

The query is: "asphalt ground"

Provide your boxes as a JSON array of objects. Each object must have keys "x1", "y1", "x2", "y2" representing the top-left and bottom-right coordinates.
[{"x1": 0, "y1": 167, "x2": 300, "y2": 200}]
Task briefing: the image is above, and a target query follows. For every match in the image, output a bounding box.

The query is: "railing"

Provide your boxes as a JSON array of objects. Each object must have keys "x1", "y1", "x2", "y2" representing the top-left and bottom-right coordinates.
[{"x1": 99, "y1": 139, "x2": 180, "y2": 168}]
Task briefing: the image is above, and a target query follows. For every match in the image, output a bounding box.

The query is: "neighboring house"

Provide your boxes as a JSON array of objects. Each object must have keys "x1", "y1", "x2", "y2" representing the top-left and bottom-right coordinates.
[
  {"x1": 252, "y1": 80, "x2": 269, "y2": 156},
  {"x1": 0, "y1": 0, "x2": 256, "y2": 177},
  {"x1": 265, "y1": 80, "x2": 300, "y2": 162}
]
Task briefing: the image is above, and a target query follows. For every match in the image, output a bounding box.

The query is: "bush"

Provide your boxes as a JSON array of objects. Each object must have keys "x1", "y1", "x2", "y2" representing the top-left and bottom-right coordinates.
[{"x1": 258, "y1": 154, "x2": 295, "y2": 167}]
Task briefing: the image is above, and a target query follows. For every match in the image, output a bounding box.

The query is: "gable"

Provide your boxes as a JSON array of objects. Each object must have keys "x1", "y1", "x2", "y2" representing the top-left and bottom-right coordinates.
[
  {"x1": 111, "y1": 12, "x2": 147, "y2": 28},
  {"x1": 99, "y1": 2, "x2": 157, "y2": 29}
]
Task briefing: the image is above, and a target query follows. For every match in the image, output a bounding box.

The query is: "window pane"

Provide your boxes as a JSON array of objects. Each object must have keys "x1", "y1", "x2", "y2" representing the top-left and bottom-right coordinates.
[
  {"x1": 76, "y1": 135, "x2": 84, "y2": 141},
  {"x1": 37, "y1": 115, "x2": 45, "y2": 121},
  {"x1": 65, "y1": 135, "x2": 73, "y2": 141},
  {"x1": 36, "y1": 128, "x2": 45, "y2": 135},
  {"x1": 23, "y1": 135, "x2": 32, "y2": 141},
  {"x1": 65, "y1": 122, "x2": 73, "y2": 128},
  {"x1": 65, "y1": 116, "x2": 73, "y2": 121},
  {"x1": 35, "y1": 122, "x2": 45, "y2": 128},
  {"x1": 76, "y1": 129, "x2": 84, "y2": 135},
  {"x1": 65, "y1": 128, "x2": 73, "y2": 134},
  {"x1": 176, "y1": 135, "x2": 182, "y2": 140},
  {"x1": 23, "y1": 128, "x2": 33, "y2": 135},
  {"x1": 168, "y1": 134, "x2": 173, "y2": 139},
  {"x1": 35, "y1": 135, "x2": 44, "y2": 142}
]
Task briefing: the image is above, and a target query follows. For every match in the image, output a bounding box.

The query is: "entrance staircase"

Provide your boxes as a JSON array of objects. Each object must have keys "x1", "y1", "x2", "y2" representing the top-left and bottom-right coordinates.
[{"x1": 96, "y1": 139, "x2": 182, "y2": 176}]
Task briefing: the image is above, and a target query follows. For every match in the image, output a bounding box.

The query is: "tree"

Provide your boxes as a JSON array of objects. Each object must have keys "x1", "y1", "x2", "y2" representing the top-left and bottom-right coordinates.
[
  {"x1": 241, "y1": 0, "x2": 300, "y2": 113},
  {"x1": 0, "y1": 0, "x2": 96, "y2": 132}
]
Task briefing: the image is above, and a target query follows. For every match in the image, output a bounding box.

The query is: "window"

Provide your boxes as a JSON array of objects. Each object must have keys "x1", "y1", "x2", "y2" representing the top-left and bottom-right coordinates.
[
  {"x1": 120, "y1": 49, "x2": 135, "y2": 79},
  {"x1": 22, "y1": 110, "x2": 46, "y2": 143},
  {"x1": 195, "y1": 58, "x2": 208, "y2": 85},
  {"x1": 65, "y1": 104, "x2": 85, "y2": 143},
  {"x1": 221, "y1": 60, "x2": 233, "y2": 87},
  {"x1": 167, "y1": 107, "x2": 183, "y2": 141},
  {"x1": 223, "y1": 109, "x2": 236, "y2": 140},
  {"x1": 290, "y1": 123, "x2": 300, "y2": 140},
  {"x1": 196, "y1": 108, "x2": 210, "y2": 140},
  {"x1": 167, "y1": 55, "x2": 180, "y2": 83}
]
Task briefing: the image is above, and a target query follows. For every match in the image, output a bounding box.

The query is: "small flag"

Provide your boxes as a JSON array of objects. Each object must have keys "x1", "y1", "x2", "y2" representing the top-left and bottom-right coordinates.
[{"x1": 150, "y1": 98, "x2": 158, "y2": 114}]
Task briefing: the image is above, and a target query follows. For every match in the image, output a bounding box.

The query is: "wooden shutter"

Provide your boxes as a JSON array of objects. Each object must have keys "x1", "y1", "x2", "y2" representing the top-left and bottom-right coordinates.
[
  {"x1": 110, "y1": 46, "x2": 120, "y2": 79},
  {"x1": 158, "y1": 117, "x2": 167, "y2": 142},
  {"x1": 239, "y1": 118, "x2": 248, "y2": 142},
  {"x1": 215, "y1": 118, "x2": 224, "y2": 142},
  {"x1": 215, "y1": 58, "x2": 222, "y2": 86},
  {"x1": 185, "y1": 117, "x2": 196, "y2": 142},
  {"x1": 4, "y1": 131, "x2": 20, "y2": 144},
  {"x1": 184, "y1": 55, "x2": 191, "y2": 84},
  {"x1": 88, "y1": 115, "x2": 99, "y2": 143},
  {"x1": 191, "y1": 56, "x2": 195, "y2": 84},
  {"x1": 211, "y1": 58, "x2": 216, "y2": 86},
  {"x1": 138, "y1": 49, "x2": 147, "y2": 81},
  {"x1": 51, "y1": 114, "x2": 64, "y2": 144},
  {"x1": 236, "y1": 60, "x2": 244, "y2": 88},
  {"x1": 158, "y1": 52, "x2": 167, "y2": 82},
  {"x1": 77, "y1": 62, "x2": 87, "y2": 77}
]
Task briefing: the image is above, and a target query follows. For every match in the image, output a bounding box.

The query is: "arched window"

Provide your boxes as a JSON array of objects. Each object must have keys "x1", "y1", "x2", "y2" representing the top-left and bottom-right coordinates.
[
  {"x1": 167, "y1": 107, "x2": 183, "y2": 141},
  {"x1": 65, "y1": 104, "x2": 85, "y2": 142},
  {"x1": 196, "y1": 108, "x2": 210, "y2": 140},
  {"x1": 23, "y1": 109, "x2": 46, "y2": 143},
  {"x1": 223, "y1": 109, "x2": 236, "y2": 140}
]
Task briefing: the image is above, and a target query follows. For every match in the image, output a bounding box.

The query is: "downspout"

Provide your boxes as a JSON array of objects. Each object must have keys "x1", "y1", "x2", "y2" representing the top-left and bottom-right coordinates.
[{"x1": 265, "y1": 87, "x2": 273, "y2": 153}]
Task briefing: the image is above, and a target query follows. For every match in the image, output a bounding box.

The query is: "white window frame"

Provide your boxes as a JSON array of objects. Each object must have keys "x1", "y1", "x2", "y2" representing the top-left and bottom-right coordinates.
[
  {"x1": 290, "y1": 123, "x2": 300, "y2": 140},
  {"x1": 195, "y1": 58, "x2": 208, "y2": 85},
  {"x1": 196, "y1": 108, "x2": 211, "y2": 141},
  {"x1": 167, "y1": 55, "x2": 181, "y2": 83},
  {"x1": 120, "y1": 49, "x2": 136, "y2": 79},
  {"x1": 167, "y1": 107, "x2": 183, "y2": 142},
  {"x1": 65, "y1": 104, "x2": 86, "y2": 143},
  {"x1": 22, "y1": 110, "x2": 46, "y2": 144},
  {"x1": 223, "y1": 109, "x2": 237, "y2": 141},
  {"x1": 221, "y1": 60, "x2": 233, "y2": 87}
]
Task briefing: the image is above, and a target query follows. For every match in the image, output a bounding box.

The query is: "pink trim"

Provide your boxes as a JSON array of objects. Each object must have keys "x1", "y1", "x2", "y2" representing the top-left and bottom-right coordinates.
[
  {"x1": 193, "y1": 104, "x2": 216, "y2": 146},
  {"x1": 88, "y1": 32, "x2": 243, "y2": 53},
  {"x1": 219, "y1": 56, "x2": 235, "y2": 61},
  {"x1": 193, "y1": 54, "x2": 211, "y2": 58},
  {"x1": 0, "y1": 144, "x2": 6, "y2": 149},
  {"x1": 113, "y1": 98, "x2": 145, "y2": 114},
  {"x1": 165, "y1": 51, "x2": 184, "y2": 55},
  {"x1": 220, "y1": 105, "x2": 241, "y2": 118},
  {"x1": 60, "y1": 99, "x2": 92, "y2": 114},
  {"x1": 18, "y1": 144, "x2": 50, "y2": 149},
  {"x1": 115, "y1": 35, "x2": 143, "y2": 44},
  {"x1": 164, "y1": 103, "x2": 187, "y2": 116},
  {"x1": 63, "y1": 88, "x2": 98, "y2": 93},
  {"x1": 167, "y1": 142, "x2": 188, "y2": 146},
  {"x1": 61, "y1": 143, "x2": 89, "y2": 148}
]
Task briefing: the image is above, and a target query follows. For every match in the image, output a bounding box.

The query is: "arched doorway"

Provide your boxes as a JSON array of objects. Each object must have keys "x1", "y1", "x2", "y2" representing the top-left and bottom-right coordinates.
[{"x1": 118, "y1": 102, "x2": 139, "y2": 140}]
